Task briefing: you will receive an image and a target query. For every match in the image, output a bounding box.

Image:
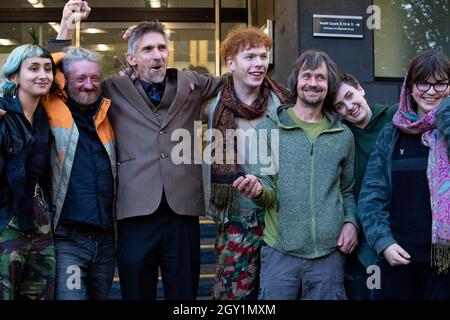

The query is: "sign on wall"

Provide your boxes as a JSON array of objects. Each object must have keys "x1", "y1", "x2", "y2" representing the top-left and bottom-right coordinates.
[{"x1": 313, "y1": 14, "x2": 363, "y2": 38}]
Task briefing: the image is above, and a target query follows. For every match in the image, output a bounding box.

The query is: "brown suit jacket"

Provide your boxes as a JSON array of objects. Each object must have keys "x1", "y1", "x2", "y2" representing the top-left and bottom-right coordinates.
[{"x1": 102, "y1": 69, "x2": 223, "y2": 220}]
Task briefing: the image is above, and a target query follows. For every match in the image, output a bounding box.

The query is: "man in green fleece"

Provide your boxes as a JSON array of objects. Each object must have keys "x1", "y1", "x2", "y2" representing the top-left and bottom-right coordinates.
[
  {"x1": 234, "y1": 50, "x2": 358, "y2": 300},
  {"x1": 331, "y1": 72, "x2": 397, "y2": 300}
]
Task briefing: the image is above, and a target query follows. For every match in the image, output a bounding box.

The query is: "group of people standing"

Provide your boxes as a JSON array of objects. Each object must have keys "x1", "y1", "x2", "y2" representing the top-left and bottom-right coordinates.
[{"x1": 0, "y1": 0, "x2": 449, "y2": 300}]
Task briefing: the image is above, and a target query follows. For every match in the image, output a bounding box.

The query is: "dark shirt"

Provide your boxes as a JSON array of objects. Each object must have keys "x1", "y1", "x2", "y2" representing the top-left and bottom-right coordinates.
[
  {"x1": 60, "y1": 97, "x2": 113, "y2": 229},
  {"x1": 390, "y1": 131, "x2": 432, "y2": 263},
  {"x1": 347, "y1": 104, "x2": 397, "y2": 267},
  {"x1": 347, "y1": 104, "x2": 397, "y2": 199},
  {"x1": 0, "y1": 95, "x2": 51, "y2": 232},
  {"x1": 140, "y1": 79, "x2": 165, "y2": 106}
]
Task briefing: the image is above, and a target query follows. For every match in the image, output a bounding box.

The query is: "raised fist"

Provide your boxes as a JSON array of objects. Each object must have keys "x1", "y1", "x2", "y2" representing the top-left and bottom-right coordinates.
[{"x1": 62, "y1": 0, "x2": 91, "y2": 28}]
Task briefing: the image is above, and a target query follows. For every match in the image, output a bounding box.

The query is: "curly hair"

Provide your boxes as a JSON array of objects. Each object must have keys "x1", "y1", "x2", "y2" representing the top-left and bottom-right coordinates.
[{"x1": 220, "y1": 27, "x2": 272, "y2": 61}]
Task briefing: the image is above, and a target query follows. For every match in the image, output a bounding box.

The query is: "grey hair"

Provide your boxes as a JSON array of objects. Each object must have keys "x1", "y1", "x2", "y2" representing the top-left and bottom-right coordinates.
[
  {"x1": 127, "y1": 20, "x2": 169, "y2": 55},
  {"x1": 61, "y1": 46, "x2": 102, "y2": 78}
]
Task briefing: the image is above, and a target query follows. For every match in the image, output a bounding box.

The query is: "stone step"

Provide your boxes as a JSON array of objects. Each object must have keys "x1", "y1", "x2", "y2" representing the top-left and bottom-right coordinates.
[
  {"x1": 201, "y1": 244, "x2": 215, "y2": 265},
  {"x1": 200, "y1": 222, "x2": 216, "y2": 239}
]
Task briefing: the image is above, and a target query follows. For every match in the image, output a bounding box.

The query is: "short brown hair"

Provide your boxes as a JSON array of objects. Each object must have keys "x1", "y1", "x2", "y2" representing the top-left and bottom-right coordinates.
[
  {"x1": 329, "y1": 72, "x2": 361, "y2": 104},
  {"x1": 220, "y1": 27, "x2": 272, "y2": 62},
  {"x1": 338, "y1": 72, "x2": 360, "y2": 89}
]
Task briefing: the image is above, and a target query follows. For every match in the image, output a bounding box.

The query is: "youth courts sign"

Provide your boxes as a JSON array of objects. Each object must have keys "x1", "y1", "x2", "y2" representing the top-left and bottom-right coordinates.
[{"x1": 313, "y1": 14, "x2": 364, "y2": 38}]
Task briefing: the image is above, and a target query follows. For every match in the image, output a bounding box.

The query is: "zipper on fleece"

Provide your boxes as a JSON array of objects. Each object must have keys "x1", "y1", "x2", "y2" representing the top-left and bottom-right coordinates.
[
  {"x1": 310, "y1": 142, "x2": 318, "y2": 256},
  {"x1": 308, "y1": 128, "x2": 340, "y2": 256}
]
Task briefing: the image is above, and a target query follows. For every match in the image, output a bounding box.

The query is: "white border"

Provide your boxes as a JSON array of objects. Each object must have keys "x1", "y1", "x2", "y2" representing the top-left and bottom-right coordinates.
[
  {"x1": 313, "y1": 33, "x2": 363, "y2": 38},
  {"x1": 313, "y1": 14, "x2": 363, "y2": 20}
]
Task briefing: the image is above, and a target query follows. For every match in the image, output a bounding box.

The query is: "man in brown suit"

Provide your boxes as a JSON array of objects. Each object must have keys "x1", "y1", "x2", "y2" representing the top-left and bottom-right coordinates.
[{"x1": 57, "y1": 2, "x2": 223, "y2": 300}]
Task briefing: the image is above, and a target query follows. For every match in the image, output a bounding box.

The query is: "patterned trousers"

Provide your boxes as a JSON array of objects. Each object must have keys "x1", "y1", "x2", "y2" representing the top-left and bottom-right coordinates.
[
  {"x1": 0, "y1": 192, "x2": 56, "y2": 300},
  {"x1": 213, "y1": 217, "x2": 264, "y2": 300}
]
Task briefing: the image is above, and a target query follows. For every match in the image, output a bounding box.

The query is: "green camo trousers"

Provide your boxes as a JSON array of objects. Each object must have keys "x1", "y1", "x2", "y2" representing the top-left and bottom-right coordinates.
[{"x1": 0, "y1": 194, "x2": 55, "y2": 300}]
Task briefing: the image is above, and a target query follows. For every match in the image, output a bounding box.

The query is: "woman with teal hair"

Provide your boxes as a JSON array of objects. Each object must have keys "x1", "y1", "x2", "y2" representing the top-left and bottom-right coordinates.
[{"x1": 0, "y1": 44, "x2": 57, "y2": 300}]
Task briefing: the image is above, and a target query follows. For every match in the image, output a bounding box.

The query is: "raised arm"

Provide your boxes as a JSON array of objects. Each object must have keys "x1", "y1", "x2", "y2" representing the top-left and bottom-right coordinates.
[{"x1": 57, "y1": 0, "x2": 91, "y2": 41}]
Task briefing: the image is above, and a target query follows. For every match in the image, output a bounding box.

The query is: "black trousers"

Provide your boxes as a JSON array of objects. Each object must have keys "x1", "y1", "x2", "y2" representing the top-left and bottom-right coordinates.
[
  {"x1": 373, "y1": 259, "x2": 450, "y2": 300},
  {"x1": 117, "y1": 193, "x2": 200, "y2": 300}
]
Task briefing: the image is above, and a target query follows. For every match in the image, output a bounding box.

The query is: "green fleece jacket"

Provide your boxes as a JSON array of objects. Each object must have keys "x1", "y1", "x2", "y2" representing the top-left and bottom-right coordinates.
[{"x1": 251, "y1": 104, "x2": 357, "y2": 259}]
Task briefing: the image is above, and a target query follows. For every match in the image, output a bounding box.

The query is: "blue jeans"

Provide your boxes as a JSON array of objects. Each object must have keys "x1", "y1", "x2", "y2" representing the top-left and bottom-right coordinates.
[{"x1": 54, "y1": 224, "x2": 115, "y2": 300}]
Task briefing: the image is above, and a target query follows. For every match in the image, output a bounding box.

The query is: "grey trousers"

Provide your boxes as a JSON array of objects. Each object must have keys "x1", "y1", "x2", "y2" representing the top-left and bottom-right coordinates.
[{"x1": 258, "y1": 245, "x2": 347, "y2": 300}]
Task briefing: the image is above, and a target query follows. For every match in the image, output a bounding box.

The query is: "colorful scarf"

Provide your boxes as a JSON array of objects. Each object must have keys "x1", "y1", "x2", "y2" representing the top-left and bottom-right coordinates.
[
  {"x1": 393, "y1": 77, "x2": 450, "y2": 273},
  {"x1": 210, "y1": 74, "x2": 290, "y2": 222}
]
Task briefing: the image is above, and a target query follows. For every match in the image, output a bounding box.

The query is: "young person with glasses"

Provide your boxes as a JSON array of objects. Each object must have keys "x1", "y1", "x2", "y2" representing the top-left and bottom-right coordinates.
[{"x1": 357, "y1": 49, "x2": 450, "y2": 299}]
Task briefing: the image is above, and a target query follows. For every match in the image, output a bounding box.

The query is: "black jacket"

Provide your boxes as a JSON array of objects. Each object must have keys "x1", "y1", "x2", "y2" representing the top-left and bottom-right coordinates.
[{"x1": 0, "y1": 95, "x2": 52, "y2": 232}]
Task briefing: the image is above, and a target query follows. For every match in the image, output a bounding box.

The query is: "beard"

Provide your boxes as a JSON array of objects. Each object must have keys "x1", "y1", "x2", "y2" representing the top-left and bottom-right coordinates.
[
  {"x1": 298, "y1": 86, "x2": 326, "y2": 109},
  {"x1": 67, "y1": 84, "x2": 101, "y2": 107},
  {"x1": 298, "y1": 96, "x2": 324, "y2": 109}
]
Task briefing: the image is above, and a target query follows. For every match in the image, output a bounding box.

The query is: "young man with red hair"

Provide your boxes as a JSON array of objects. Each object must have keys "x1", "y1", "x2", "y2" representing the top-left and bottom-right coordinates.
[{"x1": 202, "y1": 27, "x2": 290, "y2": 300}]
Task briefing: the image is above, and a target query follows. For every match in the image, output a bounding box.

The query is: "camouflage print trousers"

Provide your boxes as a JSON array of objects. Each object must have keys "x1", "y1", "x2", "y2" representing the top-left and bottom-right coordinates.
[
  {"x1": 0, "y1": 190, "x2": 56, "y2": 300},
  {"x1": 212, "y1": 209, "x2": 264, "y2": 300}
]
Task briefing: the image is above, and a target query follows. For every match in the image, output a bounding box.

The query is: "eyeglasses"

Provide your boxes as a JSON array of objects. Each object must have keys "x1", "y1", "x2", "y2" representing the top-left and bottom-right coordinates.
[{"x1": 414, "y1": 81, "x2": 449, "y2": 92}]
